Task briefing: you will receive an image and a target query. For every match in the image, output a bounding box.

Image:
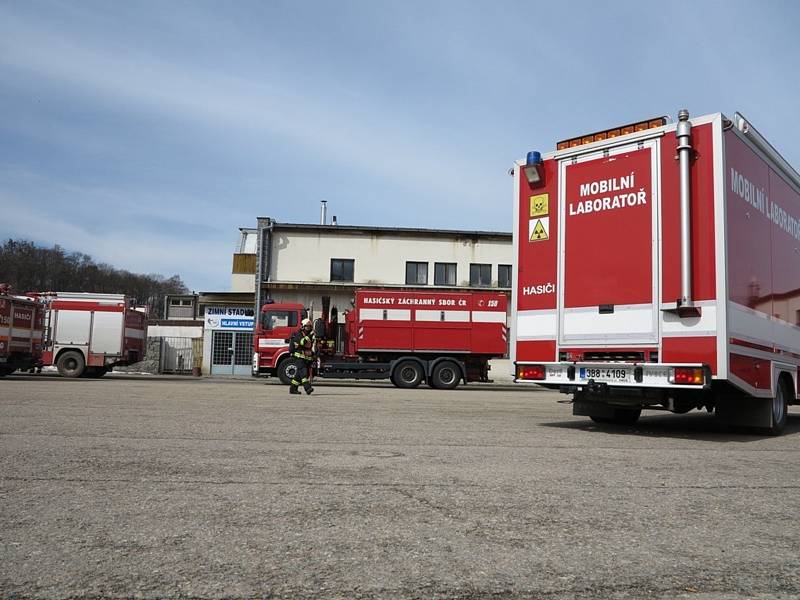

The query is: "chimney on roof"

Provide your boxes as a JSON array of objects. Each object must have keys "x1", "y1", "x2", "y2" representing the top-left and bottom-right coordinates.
[{"x1": 320, "y1": 200, "x2": 328, "y2": 225}]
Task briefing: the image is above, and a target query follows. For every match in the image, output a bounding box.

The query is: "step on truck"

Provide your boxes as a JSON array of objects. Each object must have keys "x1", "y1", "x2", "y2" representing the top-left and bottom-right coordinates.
[
  {"x1": 512, "y1": 109, "x2": 800, "y2": 434},
  {"x1": 253, "y1": 289, "x2": 508, "y2": 389},
  {"x1": 0, "y1": 286, "x2": 44, "y2": 377}
]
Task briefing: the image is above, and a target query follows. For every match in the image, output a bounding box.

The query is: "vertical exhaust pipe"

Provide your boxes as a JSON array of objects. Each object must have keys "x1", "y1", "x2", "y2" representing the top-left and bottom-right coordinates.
[
  {"x1": 676, "y1": 109, "x2": 697, "y2": 315},
  {"x1": 320, "y1": 200, "x2": 328, "y2": 225}
]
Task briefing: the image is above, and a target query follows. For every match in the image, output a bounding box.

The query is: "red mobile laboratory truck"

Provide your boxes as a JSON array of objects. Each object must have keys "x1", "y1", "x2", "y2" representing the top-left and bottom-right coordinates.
[
  {"x1": 253, "y1": 289, "x2": 508, "y2": 389},
  {"x1": 512, "y1": 109, "x2": 800, "y2": 434}
]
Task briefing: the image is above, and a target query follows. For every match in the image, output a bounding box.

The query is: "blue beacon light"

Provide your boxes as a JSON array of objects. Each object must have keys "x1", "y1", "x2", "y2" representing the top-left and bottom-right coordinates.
[{"x1": 523, "y1": 151, "x2": 544, "y2": 186}]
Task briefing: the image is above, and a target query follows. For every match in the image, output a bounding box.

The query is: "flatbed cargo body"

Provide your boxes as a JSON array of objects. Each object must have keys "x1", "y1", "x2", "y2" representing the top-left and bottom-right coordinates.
[{"x1": 512, "y1": 110, "x2": 800, "y2": 433}]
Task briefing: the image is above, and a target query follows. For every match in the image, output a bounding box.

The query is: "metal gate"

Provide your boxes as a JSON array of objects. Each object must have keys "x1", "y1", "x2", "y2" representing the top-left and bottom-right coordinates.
[
  {"x1": 160, "y1": 337, "x2": 197, "y2": 374},
  {"x1": 211, "y1": 331, "x2": 253, "y2": 376}
]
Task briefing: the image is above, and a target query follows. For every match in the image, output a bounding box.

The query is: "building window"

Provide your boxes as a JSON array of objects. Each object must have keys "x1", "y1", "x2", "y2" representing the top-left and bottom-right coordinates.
[
  {"x1": 405, "y1": 262, "x2": 428, "y2": 285},
  {"x1": 498, "y1": 264, "x2": 512, "y2": 288},
  {"x1": 434, "y1": 262, "x2": 456, "y2": 286},
  {"x1": 470, "y1": 263, "x2": 492, "y2": 287},
  {"x1": 330, "y1": 258, "x2": 354, "y2": 282},
  {"x1": 170, "y1": 298, "x2": 192, "y2": 306}
]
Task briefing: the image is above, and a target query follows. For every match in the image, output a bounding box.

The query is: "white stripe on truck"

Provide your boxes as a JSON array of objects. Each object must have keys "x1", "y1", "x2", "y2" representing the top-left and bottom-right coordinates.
[
  {"x1": 359, "y1": 308, "x2": 411, "y2": 321},
  {"x1": 415, "y1": 310, "x2": 470, "y2": 322},
  {"x1": 516, "y1": 309, "x2": 557, "y2": 340},
  {"x1": 471, "y1": 311, "x2": 506, "y2": 323}
]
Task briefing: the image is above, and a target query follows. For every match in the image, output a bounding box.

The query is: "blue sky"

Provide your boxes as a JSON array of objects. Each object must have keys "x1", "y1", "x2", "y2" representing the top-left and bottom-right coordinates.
[{"x1": 1, "y1": 0, "x2": 798, "y2": 291}]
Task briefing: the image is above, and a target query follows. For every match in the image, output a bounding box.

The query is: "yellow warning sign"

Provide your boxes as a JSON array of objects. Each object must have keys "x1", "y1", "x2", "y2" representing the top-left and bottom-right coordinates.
[
  {"x1": 530, "y1": 193, "x2": 549, "y2": 217},
  {"x1": 529, "y1": 217, "x2": 549, "y2": 242}
]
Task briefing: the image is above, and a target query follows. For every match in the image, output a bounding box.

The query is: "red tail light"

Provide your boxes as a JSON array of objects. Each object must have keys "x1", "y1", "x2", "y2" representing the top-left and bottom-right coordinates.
[
  {"x1": 670, "y1": 367, "x2": 704, "y2": 385},
  {"x1": 517, "y1": 364, "x2": 546, "y2": 380}
]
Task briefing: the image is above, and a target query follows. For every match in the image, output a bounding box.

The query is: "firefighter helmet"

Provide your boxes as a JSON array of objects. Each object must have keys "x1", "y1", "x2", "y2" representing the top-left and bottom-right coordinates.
[{"x1": 301, "y1": 318, "x2": 312, "y2": 328}]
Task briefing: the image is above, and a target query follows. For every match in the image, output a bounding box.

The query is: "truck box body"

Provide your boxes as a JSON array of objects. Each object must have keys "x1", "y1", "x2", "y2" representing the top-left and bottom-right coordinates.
[
  {"x1": 0, "y1": 292, "x2": 44, "y2": 375},
  {"x1": 350, "y1": 290, "x2": 507, "y2": 356},
  {"x1": 512, "y1": 111, "x2": 800, "y2": 430},
  {"x1": 41, "y1": 292, "x2": 147, "y2": 376},
  {"x1": 254, "y1": 289, "x2": 508, "y2": 388}
]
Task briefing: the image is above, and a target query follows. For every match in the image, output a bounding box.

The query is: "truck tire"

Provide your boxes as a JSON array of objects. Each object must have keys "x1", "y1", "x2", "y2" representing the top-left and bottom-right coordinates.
[
  {"x1": 430, "y1": 360, "x2": 460, "y2": 390},
  {"x1": 56, "y1": 351, "x2": 85, "y2": 378},
  {"x1": 392, "y1": 360, "x2": 423, "y2": 389},
  {"x1": 590, "y1": 408, "x2": 641, "y2": 426},
  {"x1": 277, "y1": 358, "x2": 298, "y2": 386},
  {"x1": 761, "y1": 379, "x2": 789, "y2": 436},
  {"x1": 0, "y1": 366, "x2": 11, "y2": 378}
]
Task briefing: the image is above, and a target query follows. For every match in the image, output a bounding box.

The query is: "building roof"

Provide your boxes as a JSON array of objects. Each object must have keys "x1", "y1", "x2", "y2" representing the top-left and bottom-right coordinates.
[{"x1": 252, "y1": 220, "x2": 512, "y2": 240}]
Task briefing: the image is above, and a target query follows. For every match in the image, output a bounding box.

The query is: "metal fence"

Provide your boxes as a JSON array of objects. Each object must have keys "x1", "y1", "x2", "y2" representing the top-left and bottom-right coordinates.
[{"x1": 159, "y1": 337, "x2": 202, "y2": 374}]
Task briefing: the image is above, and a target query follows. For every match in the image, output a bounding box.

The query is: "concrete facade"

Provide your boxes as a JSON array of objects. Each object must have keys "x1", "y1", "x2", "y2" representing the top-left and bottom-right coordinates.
[{"x1": 246, "y1": 220, "x2": 513, "y2": 328}]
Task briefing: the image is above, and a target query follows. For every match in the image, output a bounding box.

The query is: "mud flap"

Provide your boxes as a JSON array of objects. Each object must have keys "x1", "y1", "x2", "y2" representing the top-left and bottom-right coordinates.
[
  {"x1": 715, "y1": 396, "x2": 772, "y2": 429},
  {"x1": 573, "y1": 400, "x2": 618, "y2": 419}
]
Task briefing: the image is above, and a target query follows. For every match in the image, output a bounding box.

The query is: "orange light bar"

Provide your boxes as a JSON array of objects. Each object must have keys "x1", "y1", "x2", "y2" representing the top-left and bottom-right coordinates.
[{"x1": 555, "y1": 116, "x2": 668, "y2": 151}]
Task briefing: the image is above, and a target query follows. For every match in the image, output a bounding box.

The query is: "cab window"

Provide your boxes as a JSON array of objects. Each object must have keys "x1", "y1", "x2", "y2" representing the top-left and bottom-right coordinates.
[{"x1": 262, "y1": 310, "x2": 298, "y2": 331}]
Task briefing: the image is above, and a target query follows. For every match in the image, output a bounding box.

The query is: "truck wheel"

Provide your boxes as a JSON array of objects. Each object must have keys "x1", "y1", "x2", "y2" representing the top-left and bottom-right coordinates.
[
  {"x1": 392, "y1": 360, "x2": 423, "y2": 389},
  {"x1": 761, "y1": 379, "x2": 789, "y2": 436},
  {"x1": 56, "y1": 351, "x2": 85, "y2": 378},
  {"x1": 277, "y1": 358, "x2": 298, "y2": 386},
  {"x1": 0, "y1": 366, "x2": 11, "y2": 378},
  {"x1": 590, "y1": 408, "x2": 641, "y2": 426},
  {"x1": 431, "y1": 361, "x2": 460, "y2": 390}
]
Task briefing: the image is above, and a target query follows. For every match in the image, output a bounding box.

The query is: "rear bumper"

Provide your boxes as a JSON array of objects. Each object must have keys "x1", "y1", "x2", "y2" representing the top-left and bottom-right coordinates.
[{"x1": 514, "y1": 361, "x2": 711, "y2": 390}]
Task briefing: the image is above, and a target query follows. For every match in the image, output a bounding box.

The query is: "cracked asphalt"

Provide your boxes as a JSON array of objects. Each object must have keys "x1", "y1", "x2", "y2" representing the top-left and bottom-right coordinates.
[{"x1": 2, "y1": 374, "x2": 800, "y2": 599}]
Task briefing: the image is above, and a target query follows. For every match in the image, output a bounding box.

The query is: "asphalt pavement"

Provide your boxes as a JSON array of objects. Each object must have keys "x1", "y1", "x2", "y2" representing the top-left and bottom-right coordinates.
[{"x1": 2, "y1": 374, "x2": 800, "y2": 599}]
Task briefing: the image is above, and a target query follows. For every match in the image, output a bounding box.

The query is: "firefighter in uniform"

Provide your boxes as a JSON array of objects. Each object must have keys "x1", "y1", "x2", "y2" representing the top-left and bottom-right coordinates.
[{"x1": 288, "y1": 318, "x2": 315, "y2": 395}]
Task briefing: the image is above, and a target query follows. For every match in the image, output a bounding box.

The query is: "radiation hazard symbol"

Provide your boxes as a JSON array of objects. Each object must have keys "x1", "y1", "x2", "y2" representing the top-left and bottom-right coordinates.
[
  {"x1": 529, "y1": 217, "x2": 549, "y2": 242},
  {"x1": 530, "y1": 193, "x2": 549, "y2": 217}
]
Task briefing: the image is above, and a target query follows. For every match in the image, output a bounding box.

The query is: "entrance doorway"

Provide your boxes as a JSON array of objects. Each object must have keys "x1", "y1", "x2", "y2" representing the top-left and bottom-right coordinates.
[{"x1": 210, "y1": 330, "x2": 253, "y2": 376}]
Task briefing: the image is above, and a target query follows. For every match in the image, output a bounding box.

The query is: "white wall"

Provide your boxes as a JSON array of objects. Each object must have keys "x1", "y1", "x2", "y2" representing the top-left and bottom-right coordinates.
[
  {"x1": 148, "y1": 325, "x2": 203, "y2": 338},
  {"x1": 269, "y1": 231, "x2": 511, "y2": 287},
  {"x1": 231, "y1": 273, "x2": 255, "y2": 293}
]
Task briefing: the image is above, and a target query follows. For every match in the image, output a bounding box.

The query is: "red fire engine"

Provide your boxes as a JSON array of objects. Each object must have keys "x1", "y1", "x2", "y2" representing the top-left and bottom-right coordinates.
[
  {"x1": 38, "y1": 292, "x2": 147, "y2": 377},
  {"x1": 0, "y1": 286, "x2": 44, "y2": 377},
  {"x1": 512, "y1": 109, "x2": 800, "y2": 434},
  {"x1": 253, "y1": 289, "x2": 507, "y2": 389}
]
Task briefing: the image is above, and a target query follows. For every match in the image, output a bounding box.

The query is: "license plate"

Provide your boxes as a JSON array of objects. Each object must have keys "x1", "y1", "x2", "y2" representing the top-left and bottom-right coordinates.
[{"x1": 579, "y1": 367, "x2": 629, "y2": 382}]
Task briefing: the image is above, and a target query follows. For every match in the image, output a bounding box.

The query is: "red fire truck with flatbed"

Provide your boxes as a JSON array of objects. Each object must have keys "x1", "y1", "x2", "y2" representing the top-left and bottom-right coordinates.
[
  {"x1": 253, "y1": 289, "x2": 507, "y2": 389},
  {"x1": 512, "y1": 109, "x2": 799, "y2": 434}
]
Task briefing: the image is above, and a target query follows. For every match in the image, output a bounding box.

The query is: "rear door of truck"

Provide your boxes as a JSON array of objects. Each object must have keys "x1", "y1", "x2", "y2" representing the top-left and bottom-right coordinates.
[{"x1": 558, "y1": 139, "x2": 661, "y2": 347}]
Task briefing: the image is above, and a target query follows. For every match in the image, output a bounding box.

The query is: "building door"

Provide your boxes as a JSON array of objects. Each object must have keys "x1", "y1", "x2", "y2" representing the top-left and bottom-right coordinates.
[
  {"x1": 211, "y1": 330, "x2": 253, "y2": 376},
  {"x1": 233, "y1": 332, "x2": 253, "y2": 376}
]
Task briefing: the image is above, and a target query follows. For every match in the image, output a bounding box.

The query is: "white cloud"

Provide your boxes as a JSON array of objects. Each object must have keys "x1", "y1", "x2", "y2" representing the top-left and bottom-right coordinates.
[{"x1": 0, "y1": 8, "x2": 498, "y2": 207}]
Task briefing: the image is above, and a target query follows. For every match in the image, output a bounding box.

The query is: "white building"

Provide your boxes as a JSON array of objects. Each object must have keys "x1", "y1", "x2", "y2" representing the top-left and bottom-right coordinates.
[{"x1": 233, "y1": 217, "x2": 513, "y2": 320}]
